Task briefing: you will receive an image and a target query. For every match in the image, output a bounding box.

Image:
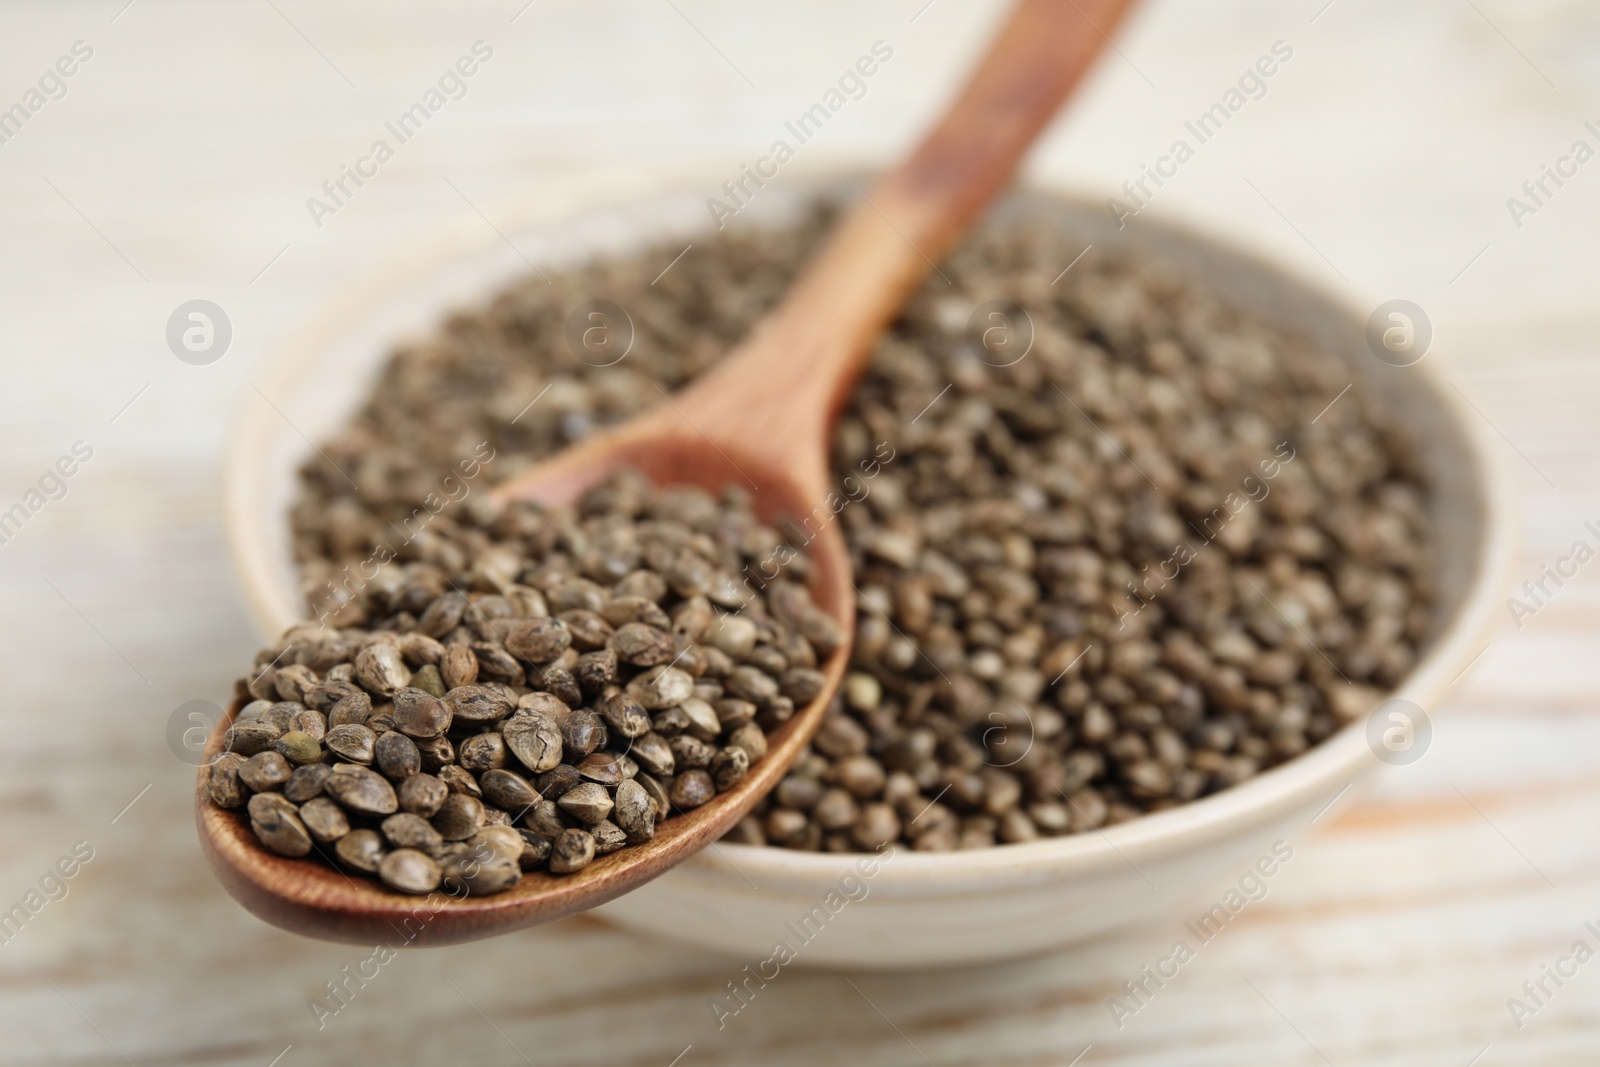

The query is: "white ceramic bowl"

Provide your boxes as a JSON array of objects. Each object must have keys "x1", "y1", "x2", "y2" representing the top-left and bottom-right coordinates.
[{"x1": 226, "y1": 165, "x2": 1516, "y2": 969}]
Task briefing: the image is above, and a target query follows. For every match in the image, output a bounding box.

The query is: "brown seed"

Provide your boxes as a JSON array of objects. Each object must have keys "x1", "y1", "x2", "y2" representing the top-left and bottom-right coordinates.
[
  {"x1": 669, "y1": 769, "x2": 715, "y2": 809},
  {"x1": 851, "y1": 803, "x2": 901, "y2": 850},
  {"x1": 335, "y1": 828, "x2": 386, "y2": 873},
  {"x1": 710, "y1": 746, "x2": 750, "y2": 790},
  {"x1": 382, "y1": 812, "x2": 444, "y2": 854},
  {"x1": 502, "y1": 710, "x2": 563, "y2": 772},
  {"x1": 249, "y1": 793, "x2": 313, "y2": 857},
  {"x1": 610, "y1": 622, "x2": 677, "y2": 666},
  {"x1": 557, "y1": 782, "x2": 614, "y2": 825},
  {"x1": 535, "y1": 763, "x2": 582, "y2": 800},
  {"x1": 393, "y1": 687, "x2": 451, "y2": 738},
  {"x1": 725, "y1": 723, "x2": 768, "y2": 762},
  {"x1": 560, "y1": 708, "x2": 607, "y2": 758},
  {"x1": 668, "y1": 734, "x2": 715, "y2": 771},
  {"x1": 440, "y1": 644, "x2": 479, "y2": 689},
  {"x1": 457, "y1": 729, "x2": 505, "y2": 771},
  {"x1": 398, "y1": 773, "x2": 449, "y2": 817},
  {"x1": 414, "y1": 734, "x2": 455, "y2": 771},
  {"x1": 443, "y1": 848, "x2": 522, "y2": 895},
  {"x1": 548, "y1": 828, "x2": 597, "y2": 874},
  {"x1": 239, "y1": 750, "x2": 292, "y2": 792},
  {"x1": 626, "y1": 665, "x2": 694, "y2": 710},
  {"x1": 438, "y1": 764, "x2": 481, "y2": 797},
  {"x1": 600, "y1": 692, "x2": 651, "y2": 738},
  {"x1": 591, "y1": 819, "x2": 628, "y2": 854},
  {"x1": 516, "y1": 828, "x2": 552, "y2": 870},
  {"x1": 300, "y1": 797, "x2": 351, "y2": 843},
  {"x1": 577, "y1": 752, "x2": 628, "y2": 785},
  {"x1": 379, "y1": 848, "x2": 442, "y2": 894},
  {"x1": 444, "y1": 684, "x2": 514, "y2": 724},
  {"x1": 222, "y1": 720, "x2": 280, "y2": 758},
  {"x1": 324, "y1": 723, "x2": 376, "y2": 764},
  {"x1": 207, "y1": 753, "x2": 250, "y2": 808},
  {"x1": 432, "y1": 794, "x2": 486, "y2": 840},
  {"x1": 505, "y1": 618, "x2": 571, "y2": 663},
  {"x1": 283, "y1": 762, "x2": 333, "y2": 802},
  {"x1": 325, "y1": 763, "x2": 398, "y2": 815},
  {"x1": 479, "y1": 769, "x2": 540, "y2": 813},
  {"x1": 612, "y1": 779, "x2": 655, "y2": 843},
  {"x1": 629, "y1": 731, "x2": 676, "y2": 777},
  {"x1": 355, "y1": 642, "x2": 412, "y2": 697},
  {"x1": 374, "y1": 730, "x2": 422, "y2": 780},
  {"x1": 326, "y1": 691, "x2": 373, "y2": 728}
]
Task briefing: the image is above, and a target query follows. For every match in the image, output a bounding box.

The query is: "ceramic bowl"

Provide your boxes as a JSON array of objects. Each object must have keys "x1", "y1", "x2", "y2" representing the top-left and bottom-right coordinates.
[{"x1": 224, "y1": 164, "x2": 1516, "y2": 969}]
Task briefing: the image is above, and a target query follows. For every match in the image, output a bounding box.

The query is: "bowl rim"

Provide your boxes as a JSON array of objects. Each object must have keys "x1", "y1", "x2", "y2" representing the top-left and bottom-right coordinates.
[{"x1": 223, "y1": 159, "x2": 1518, "y2": 899}]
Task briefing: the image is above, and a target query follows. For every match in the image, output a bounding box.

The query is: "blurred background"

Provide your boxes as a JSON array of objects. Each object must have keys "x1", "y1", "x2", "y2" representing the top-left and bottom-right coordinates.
[{"x1": 1, "y1": 0, "x2": 1596, "y2": 1063}]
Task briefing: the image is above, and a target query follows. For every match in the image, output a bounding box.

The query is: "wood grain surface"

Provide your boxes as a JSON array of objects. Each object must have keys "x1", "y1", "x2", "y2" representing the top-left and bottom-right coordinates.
[{"x1": 1, "y1": 1, "x2": 1596, "y2": 1064}]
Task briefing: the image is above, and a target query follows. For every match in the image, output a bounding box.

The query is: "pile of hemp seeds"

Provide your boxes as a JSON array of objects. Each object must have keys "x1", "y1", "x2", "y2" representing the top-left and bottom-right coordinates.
[
  {"x1": 253, "y1": 197, "x2": 1435, "y2": 870},
  {"x1": 211, "y1": 473, "x2": 837, "y2": 894}
]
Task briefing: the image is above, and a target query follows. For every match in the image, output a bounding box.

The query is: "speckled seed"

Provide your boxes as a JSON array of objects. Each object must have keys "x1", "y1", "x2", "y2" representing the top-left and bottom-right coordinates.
[
  {"x1": 222, "y1": 720, "x2": 280, "y2": 758},
  {"x1": 299, "y1": 797, "x2": 351, "y2": 843},
  {"x1": 356, "y1": 643, "x2": 412, "y2": 697},
  {"x1": 444, "y1": 684, "x2": 514, "y2": 724},
  {"x1": 710, "y1": 746, "x2": 749, "y2": 790},
  {"x1": 379, "y1": 848, "x2": 441, "y2": 894},
  {"x1": 324, "y1": 723, "x2": 376, "y2": 764},
  {"x1": 515, "y1": 829, "x2": 552, "y2": 871},
  {"x1": 288, "y1": 707, "x2": 327, "y2": 741},
  {"x1": 591, "y1": 820, "x2": 627, "y2": 854},
  {"x1": 283, "y1": 762, "x2": 333, "y2": 802},
  {"x1": 458, "y1": 732, "x2": 508, "y2": 772},
  {"x1": 374, "y1": 730, "x2": 421, "y2": 780},
  {"x1": 478, "y1": 769, "x2": 539, "y2": 813},
  {"x1": 612, "y1": 778, "x2": 655, "y2": 843},
  {"x1": 443, "y1": 852, "x2": 522, "y2": 895},
  {"x1": 669, "y1": 769, "x2": 715, "y2": 809},
  {"x1": 626, "y1": 666, "x2": 694, "y2": 710},
  {"x1": 238, "y1": 750, "x2": 292, "y2": 792},
  {"x1": 629, "y1": 732, "x2": 676, "y2": 777},
  {"x1": 398, "y1": 773, "x2": 449, "y2": 817},
  {"x1": 635, "y1": 773, "x2": 672, "y2": 821},
  {"x1": 535, "y1": 764, "x2": 582, "y2": 800},
  {"x1": 274, "y1": 731, "x2": 323, "y2": 766},
  {"x1": 548, "y1": 828, "x2": 596, "y2": 874},
  {"x1": 438, "y1": 764, "x2": 481, "y2": 797},
  {"x1": 505, "y1": 618, "x2": 571, "y2": 663},
  {"x1": 432, "y1": 794, "x2": 486, "y2": 840},
  {"x1": 334, "y1": 828, "x2": 386, "y2": 873},
  {"x1": 726, "y1": 723, "x2": 768, "y2": 762},
  {"x1": 327, "y1": 692, "x2": 372, "y2": 728},
  {"x1": 502, "y1": 711, "x2": 563, "y2": 772},
  {"x1": 577, "y1": 752, "x2": 627, "y2": 785},
  {"x1": 680, "y1": 698, "x2": 721, "y2": 742},
  {"x1": 207, "y1": 753, "x2": 249, "y2": 808},
  {"x1": 440, "y1": 644, "x2": 479, "y2": 689},
  {"x1": 559, "y1": 708, "x2": 606, "y2": 758},
  {"x1": 599, "y1": 692, "x2": 651, "y2": 738},
  {"x1": 393, "y1": 687, "x2": 451, "y2": 738},
  {"x1": 470, "y1": 825, "x2": 525, "y2": 866},
  {"x1": 382, "y1": 812, "x2": 444, "y2": 854},
  {"x1": 557, "y1": 782, "x2": 614, "y2": 825},
  {"x1": 324, "y1": 764, "x2": 398, "y2": 816},
  {"x1": 523, "y1": 800, "x2": 566, "y2": 839},
  {"x1": 610, "y1": 623, "x2": 677, "y2": 666},
  {"x1": 249, "y1": 793, "x2": 313, "y2": 857}
]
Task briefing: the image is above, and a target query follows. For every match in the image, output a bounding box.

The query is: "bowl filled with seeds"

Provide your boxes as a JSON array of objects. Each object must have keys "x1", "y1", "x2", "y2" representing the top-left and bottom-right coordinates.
[{"x1": 219, "y1": 166, "x2": 1514, "y2": 966}]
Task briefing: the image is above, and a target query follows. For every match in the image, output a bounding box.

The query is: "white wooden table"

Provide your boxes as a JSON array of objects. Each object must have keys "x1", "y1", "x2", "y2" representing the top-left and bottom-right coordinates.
[{"x1": 1, "y1": 1, "x2": 1597, "y2": 1063}]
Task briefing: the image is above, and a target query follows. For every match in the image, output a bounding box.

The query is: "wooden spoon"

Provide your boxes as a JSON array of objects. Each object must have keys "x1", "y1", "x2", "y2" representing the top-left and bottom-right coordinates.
[{"x1": 198, "y1": 0, "x2": 1138, "y2": 945}]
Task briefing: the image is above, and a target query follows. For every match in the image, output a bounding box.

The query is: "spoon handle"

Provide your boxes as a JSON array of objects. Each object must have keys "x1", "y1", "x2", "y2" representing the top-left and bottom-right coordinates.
[{"x1": 677, "y1": 0, "x2": 1138, "y2": 490}]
